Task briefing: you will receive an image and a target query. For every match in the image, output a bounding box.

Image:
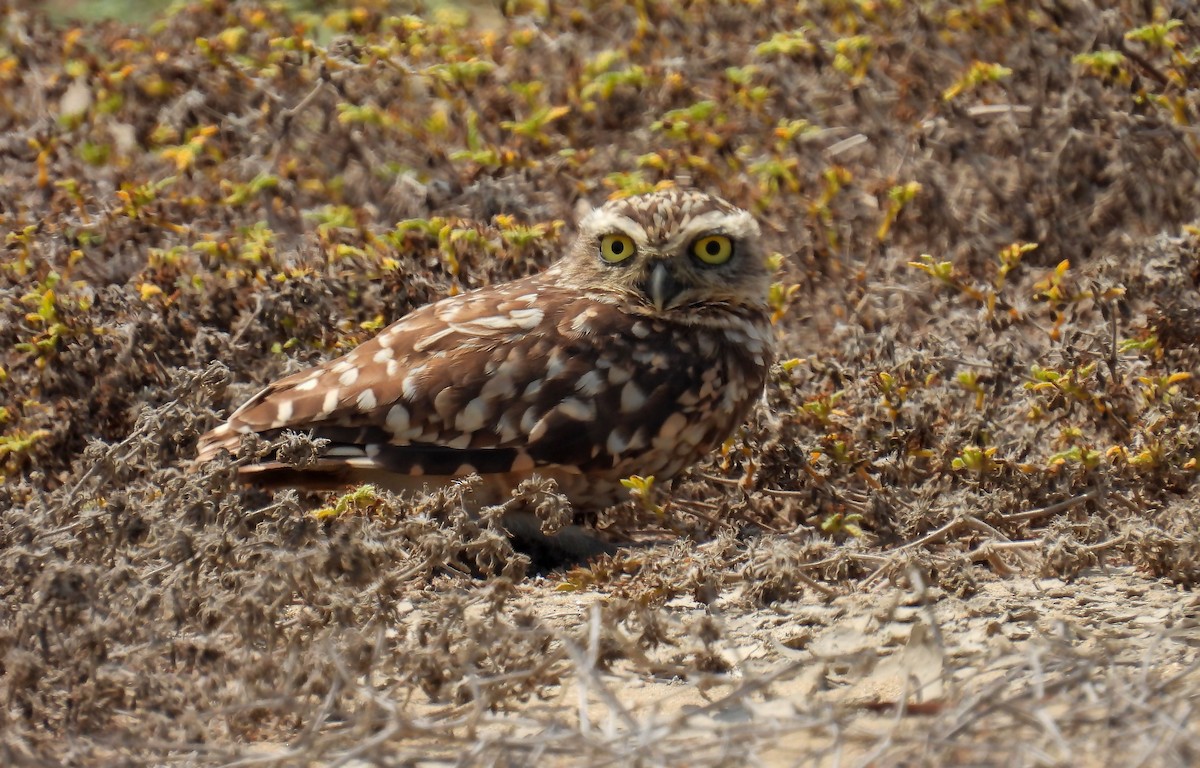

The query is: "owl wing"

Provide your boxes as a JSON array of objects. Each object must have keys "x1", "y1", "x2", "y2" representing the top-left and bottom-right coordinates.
[{"x1": 194, "y1": 271, "x2": 736, "y2": 489}]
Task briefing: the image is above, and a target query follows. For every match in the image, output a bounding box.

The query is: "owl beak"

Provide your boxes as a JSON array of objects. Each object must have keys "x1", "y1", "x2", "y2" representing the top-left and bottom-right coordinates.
[{"x1": 643, "y1": 262, "x2": 682, "y2": 311}]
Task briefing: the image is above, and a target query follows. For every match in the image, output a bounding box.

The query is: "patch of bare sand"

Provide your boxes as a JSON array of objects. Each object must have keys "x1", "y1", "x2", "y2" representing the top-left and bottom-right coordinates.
[{"x1": 290, "y1": 566, "x2": 1194, "y2": 766}]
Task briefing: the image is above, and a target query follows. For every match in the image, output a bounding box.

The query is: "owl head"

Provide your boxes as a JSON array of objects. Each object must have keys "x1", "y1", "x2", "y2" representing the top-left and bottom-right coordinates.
[{"x1": 557, "y1": 189, "x2": 770, "y2": 318}]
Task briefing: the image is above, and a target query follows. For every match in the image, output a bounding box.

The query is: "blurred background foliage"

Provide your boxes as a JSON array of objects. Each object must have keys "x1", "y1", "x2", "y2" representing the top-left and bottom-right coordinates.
[{"x1": 41, "y1": 0, "x2": 469, "y2": 24}]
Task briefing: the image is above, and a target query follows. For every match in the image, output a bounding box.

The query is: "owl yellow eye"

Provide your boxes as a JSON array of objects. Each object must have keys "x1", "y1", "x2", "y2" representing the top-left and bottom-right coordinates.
[
  {"x1": 599, "y1": 234, "x2": 636, "y2": 264},
  {"x1": 692, "y1": 235, "x2": 734, "y2": 265}
]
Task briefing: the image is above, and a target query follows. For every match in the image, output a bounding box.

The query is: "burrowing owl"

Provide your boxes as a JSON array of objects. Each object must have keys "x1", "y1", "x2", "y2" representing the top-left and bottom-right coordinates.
[{"x1": 195, "y1": 188, "x2": 774, "y2": 508}]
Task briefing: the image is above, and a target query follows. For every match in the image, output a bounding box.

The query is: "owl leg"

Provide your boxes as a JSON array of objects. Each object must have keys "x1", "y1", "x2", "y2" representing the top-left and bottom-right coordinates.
[
  {"x1": 500, "y1": 511, "x2": 620, "y2": 566},
  {"x1": 233, "y1": 461, "x2": 619, "y2": 566}
]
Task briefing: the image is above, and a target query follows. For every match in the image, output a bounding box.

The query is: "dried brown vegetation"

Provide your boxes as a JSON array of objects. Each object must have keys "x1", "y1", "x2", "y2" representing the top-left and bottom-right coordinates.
[{"x1": 2, "y1": 0, "x2": 1200, "y2": 765}]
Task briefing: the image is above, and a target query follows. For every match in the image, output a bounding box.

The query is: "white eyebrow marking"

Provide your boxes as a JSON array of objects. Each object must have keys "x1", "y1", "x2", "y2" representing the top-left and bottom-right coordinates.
[
  {"x1": 579, "y1": 208, "x2": 650, "y2": 243},
  {"x1": 661, "y1": 210, "x2": 758, "y2": 252}
]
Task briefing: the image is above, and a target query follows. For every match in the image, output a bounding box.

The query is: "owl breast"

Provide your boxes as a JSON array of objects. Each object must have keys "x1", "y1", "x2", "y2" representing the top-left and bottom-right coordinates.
[
  {"x1": 584, "y1": 315, "x2": 771, "y2": 476},
  {"x1": 519, "y1": 299, "x2": 774, "y2": 505}
]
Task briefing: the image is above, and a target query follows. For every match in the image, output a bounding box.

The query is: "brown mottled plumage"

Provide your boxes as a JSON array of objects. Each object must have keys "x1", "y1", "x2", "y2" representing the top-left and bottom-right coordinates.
[{"x1": 195, "y1": 188, "x2": 774, "y2": 507}]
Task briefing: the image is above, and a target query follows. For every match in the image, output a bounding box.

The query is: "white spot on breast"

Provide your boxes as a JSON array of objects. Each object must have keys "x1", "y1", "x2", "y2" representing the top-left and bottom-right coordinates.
[
  {"x1": 724, "y1": 381, "x2": 747, "y2": 409},
  {"x1": 456, "y1": 397, "x2": 488, "y2": 433},
  {"x1": 274, "y1": 400, "x2": 293, "y2": 426},
  {"x1": 607, "y1": 365, "x2": 633, "y2": 385},
  {"x1": 606, "y1": 429, "x2": 629, "y2": 456},
  {"x1": 373, "y1": 346, "x2": 394, "y2": 363},
  {"x1": 446, "y1": 434, "x2": 472, "y2": 449},
  {"x1": 620, "y1": 381, "x2": 646, "y2": 413},
  {"x1": 575, "y1": 370, "x2": 605, "y2": 397},
  {"x1": 339, "y1": 367, "x2": 359, "y2": 387},
  {"x1": 321, "y1": 388, "x2": 340, "y2": 416},
  {"x1": 515, "y1": 293, "x2": 539, "y2": 303},
  {"x1": 658, "y1": 412, "x2": 688, "y2": 440},
  {"x1": 630, "y1": 321, "x2": 650, "y2": 339},
  {"x1": 678, "y1": 421, "x2": 709, "y2": 448},
  {"x1": 386, "y1": 404, "x2": 410, "y2": 436},
  {"x1": 698, "y1": 366, "x2": 722, "y2": 400},
  {"x1": 557, "y1": 398, "x2": 594, "y2": 422},
  {"x1": 519, "y1": 406, "x2": 540, "y2": 435},
  {"x1": 386, "y1": 360, "x2": 400, "y2": 377},
  {"x1": 522, "y1": 378, "x2": 545, "y2": 400},
  {"x1": 528, "y1": 414, "x2": 550, "y2": 442},
  {"x1": 294, "y1": 378, "x2": 320, "y2": 392},
  {"x1": 356, "y1": 388, "x2": 377, "y2": 411},
  {"x1": 545, "y1": 349, "x2": 568, "y2": 379},
  {"x1": 723, "y1": 329, "x2": 748, "y2": 346}
]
